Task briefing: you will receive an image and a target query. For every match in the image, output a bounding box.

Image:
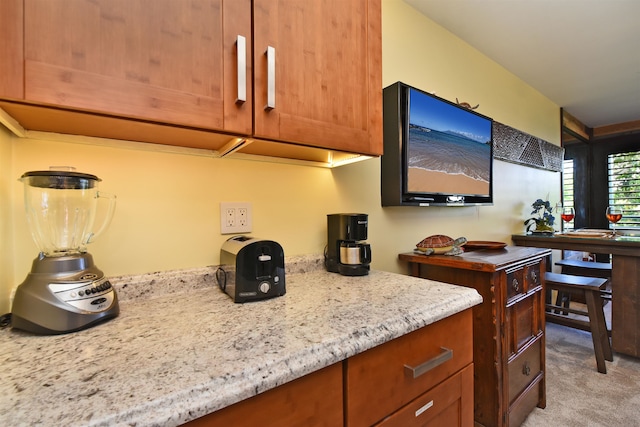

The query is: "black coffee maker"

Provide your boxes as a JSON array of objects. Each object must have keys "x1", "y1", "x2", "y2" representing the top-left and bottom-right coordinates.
[{"x1": 325, "y1": 213, "x2": 371, "y2": 276}]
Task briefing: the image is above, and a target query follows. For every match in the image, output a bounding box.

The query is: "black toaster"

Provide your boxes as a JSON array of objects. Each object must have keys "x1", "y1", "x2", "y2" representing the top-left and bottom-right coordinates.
[{"x1": 217, "y1": 236, "x2": 286, "y2": 303}]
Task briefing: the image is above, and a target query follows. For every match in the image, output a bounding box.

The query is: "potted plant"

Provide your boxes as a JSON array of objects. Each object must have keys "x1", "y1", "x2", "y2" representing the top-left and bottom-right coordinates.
[{"x1": 524, "y1": 199, "x2": 556, "y2": 233}]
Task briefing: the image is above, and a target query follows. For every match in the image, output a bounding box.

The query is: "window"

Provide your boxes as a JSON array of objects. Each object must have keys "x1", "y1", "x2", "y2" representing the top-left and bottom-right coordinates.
[
  {"x1": 607, "y1": 151, "x2": 640, "y2": 229},
  {"x1": 561, "y1": 159, "x2": 575, "y2": 230}
]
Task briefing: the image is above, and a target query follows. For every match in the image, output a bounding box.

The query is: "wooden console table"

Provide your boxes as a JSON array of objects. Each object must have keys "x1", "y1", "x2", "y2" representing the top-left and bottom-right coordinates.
[
  {"x1": 400, "y1": 246, "x2": 551, "y2": 427},
  {"x1": 512, "y1": 233, "x2": 640, "y2": 358}
]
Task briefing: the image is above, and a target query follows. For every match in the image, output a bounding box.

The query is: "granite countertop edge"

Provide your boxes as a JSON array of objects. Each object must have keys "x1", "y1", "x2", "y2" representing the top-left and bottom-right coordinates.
[{"x1": 1, "y1": 254, "x2": 482, "y2": 427}]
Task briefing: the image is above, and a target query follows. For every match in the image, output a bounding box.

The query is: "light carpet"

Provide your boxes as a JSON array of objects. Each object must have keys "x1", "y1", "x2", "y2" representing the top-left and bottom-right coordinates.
[{"x1": 522, "y1": 321, "x2": 640, "y2": 426}]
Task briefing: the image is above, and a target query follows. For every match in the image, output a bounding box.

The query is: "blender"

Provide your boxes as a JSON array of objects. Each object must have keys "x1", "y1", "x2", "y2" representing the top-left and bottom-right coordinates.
[{"x1": 11, "y1": 167, "x2": 119, "y2": 334}]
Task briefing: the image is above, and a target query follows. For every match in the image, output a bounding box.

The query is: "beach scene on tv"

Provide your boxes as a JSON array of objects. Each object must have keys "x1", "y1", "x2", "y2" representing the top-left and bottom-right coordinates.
[{"x1": 407, "y1": 89, "x2": 492, "y2": 196}]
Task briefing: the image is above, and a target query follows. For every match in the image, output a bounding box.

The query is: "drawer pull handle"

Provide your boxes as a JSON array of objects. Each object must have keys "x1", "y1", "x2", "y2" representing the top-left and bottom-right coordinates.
[
  {"x1": 265, "y1": 46, "x2": 276, "y2": 110},
  {"x1": 236, "y1": 35, "x2": 247, "y2": 103},
  {"x1": 415, "y1": 400, "x2": 434, "y2": 417},
  {"x1": 404, "y1": 347, "x2": 453, "y2": 379},
  {"x1": 531, "y1": 270, "x2": 538, "y2": 282},
  {"x1": 523, "y1": 362, "x2": 531, "y2": 376},
  {"x1": 512, "y1": 278, "x2": 520, "y2": 292}
]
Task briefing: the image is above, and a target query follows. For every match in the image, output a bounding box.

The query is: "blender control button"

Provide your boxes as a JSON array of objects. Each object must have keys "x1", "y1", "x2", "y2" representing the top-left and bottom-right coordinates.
[
  {"x1": 274, "y1": 276, "x2": 279, "y2": 283},
  {"x1": 91, "y1": 297, "x2": 107, "y2": 305},
  {"x1": 79, "y1": 290, "x2": 85, "y2": 296},
  {"x1": 70, "y1": 292, "x2": 77, "y2": 298}
]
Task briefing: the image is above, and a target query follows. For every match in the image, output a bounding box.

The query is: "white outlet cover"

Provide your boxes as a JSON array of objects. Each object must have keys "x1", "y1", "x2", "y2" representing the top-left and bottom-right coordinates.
[{"x1": 220, "y1": 202, "x2": 252, "y2": 234}]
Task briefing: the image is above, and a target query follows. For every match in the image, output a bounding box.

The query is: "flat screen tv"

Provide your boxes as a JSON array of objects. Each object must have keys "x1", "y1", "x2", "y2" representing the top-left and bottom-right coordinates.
[{"x1": 381, "y1": 82, "x2": 494, "y2": 206}]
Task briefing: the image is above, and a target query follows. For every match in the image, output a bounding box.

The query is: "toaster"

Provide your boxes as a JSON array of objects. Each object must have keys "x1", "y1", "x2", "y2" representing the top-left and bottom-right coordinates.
[{"x1": 217, "y1": 236, "x2": 286, "y2": 303}]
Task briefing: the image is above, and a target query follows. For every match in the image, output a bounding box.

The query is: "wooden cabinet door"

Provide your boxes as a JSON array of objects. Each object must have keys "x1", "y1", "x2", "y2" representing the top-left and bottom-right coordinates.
[
  {"x1": 184, "y1": 363, "x2": 343, "y2": 427},
  {"x1": 22, "y1": 0, "x2": 252, "y2": 135},
  {"x1": 252, "y1": 0, "x2": 382, "y2": 155}
]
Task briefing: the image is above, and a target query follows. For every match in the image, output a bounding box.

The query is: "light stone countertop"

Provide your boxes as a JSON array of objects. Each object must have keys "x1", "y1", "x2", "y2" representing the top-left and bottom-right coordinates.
[{"x1": 0, "y1": 255, "x2": 482, "y2": 427}]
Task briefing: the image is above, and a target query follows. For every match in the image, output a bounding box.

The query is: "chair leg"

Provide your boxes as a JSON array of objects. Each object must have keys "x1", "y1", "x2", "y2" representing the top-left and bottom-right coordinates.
[
  {"x1": 584, "y1": 290, "x2": 613, "y2": 374},
  {"x1": 553, "y1": 291, "x2": 571, "y2": 315}
]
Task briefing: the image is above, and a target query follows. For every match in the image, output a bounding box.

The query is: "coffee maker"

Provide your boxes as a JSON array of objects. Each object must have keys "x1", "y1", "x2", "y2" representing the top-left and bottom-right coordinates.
[{"x1": 325, "y1": 213, "x2": 371, "y2": 276}]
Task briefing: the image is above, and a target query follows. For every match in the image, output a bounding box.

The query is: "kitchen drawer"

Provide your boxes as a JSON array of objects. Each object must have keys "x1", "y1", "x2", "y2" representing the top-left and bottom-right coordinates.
[
  {"x1": 345, "y1": 309, "x2": 473, "y2": 427},
  {"x1": 508, "y1": 338, "x2": 542, "y2": 404},
  {"x1": 505, "y1": 291, "x2": 542, "y2": 356},
  {"x1": 374, "y1": 364, "x2": 474, "y2": 427}
]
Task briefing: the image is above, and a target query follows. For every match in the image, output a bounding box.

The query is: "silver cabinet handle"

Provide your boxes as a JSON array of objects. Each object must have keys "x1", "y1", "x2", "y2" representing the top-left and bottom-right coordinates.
[
  {"x1": 236, "y1": 35, "x2": 246, "y2": 103},
  {"x1": 265, "y1": 46, "x2": 275, "y2": 110},
  {"x1": 404, "y1": 347, "x2": 453, "y2": 379}
]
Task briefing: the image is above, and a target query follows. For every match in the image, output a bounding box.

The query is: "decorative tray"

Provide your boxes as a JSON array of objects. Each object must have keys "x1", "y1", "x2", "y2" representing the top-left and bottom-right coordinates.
[
  {"x1": 463, "y1": 241, "x2": 507, "y2": 250},
  {"x1": 559, "y1": 229, "x2": 614, "y2": 239}
]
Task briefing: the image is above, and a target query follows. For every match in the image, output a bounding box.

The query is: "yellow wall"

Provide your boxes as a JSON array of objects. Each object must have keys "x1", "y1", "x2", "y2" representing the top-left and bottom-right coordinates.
[
  {"x1": 1, "y1": 125, "x2": 14, "y2": 314},
  {"x1": 0, "y1": 0, "x2": 561, "y2": 313}
]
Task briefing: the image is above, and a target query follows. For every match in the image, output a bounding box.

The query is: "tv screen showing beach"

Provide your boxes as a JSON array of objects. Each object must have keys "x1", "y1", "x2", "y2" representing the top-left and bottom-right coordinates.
[{"x1": 406, "y1": 88, "x2": 492, "y2": 196}]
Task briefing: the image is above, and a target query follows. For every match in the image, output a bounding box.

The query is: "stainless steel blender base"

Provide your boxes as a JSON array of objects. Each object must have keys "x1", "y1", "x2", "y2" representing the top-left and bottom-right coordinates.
[{"x1": 11, "y1": 253, "x2": 119, "y2": 334}]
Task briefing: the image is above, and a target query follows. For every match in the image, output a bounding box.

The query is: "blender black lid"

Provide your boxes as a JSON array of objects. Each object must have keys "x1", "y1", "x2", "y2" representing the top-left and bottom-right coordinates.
[{"x1": 21, "y1": 170, "x2": 101, "y2": 189}]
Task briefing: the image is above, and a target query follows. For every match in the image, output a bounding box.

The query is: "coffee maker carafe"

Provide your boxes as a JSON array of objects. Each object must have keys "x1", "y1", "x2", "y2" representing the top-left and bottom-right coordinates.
[{"x1": 326, "y1": 213, "x2": 371, "y2": 276}]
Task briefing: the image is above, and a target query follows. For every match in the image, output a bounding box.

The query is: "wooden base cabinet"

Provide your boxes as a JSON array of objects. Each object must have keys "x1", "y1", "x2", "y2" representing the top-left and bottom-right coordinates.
[
  {"x1": 399, "y1": 246, "x2": 551, "y2": 427},
  {"x1": 185, "y1": 309, "x2": 474, "y2": 427},
  {"x1": 345, "y1": 309, "x2": 474, "y2": 427}
]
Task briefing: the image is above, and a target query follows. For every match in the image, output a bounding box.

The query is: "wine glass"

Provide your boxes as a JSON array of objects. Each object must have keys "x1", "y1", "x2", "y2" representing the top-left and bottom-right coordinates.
[
  {"x1": 606, "y1": 206, "x2": 623, "y2": 236},
  {"x1": 560, "y1": 206, "x2": 575, "y2": 230}
]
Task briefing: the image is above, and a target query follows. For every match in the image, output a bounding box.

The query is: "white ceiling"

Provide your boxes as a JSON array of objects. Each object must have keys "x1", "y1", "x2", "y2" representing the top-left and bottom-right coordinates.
[{"x1": 404, "y1": 0, "x2": 640, "y2": 129}]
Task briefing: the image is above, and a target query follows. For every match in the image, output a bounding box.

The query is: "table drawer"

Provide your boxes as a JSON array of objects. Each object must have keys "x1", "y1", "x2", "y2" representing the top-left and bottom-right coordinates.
[
  {"x1": 525, "y1": 262, "x2": 543, "y2": 290},
  {"x1": 345, "y1": 309, "x2": 473, "y2": 427},
  {"x1": 508, "y1": 338, "x2": 542, "y2": 404},
  {"x1": 508, "y1": 373, "x2": 544, "y2": 427},
  {"x1": 505, "y1": 290, "x2": 542, "y2": 355},
  {"x1": 506, "y1": 262, "x2": 543, "y2": 302},
  {"x1": 374, "y1": 364, "x2": 474, "y2": 427},
  {"x1": 506, "y1": 267, "x2": 525, "y2": 300}
]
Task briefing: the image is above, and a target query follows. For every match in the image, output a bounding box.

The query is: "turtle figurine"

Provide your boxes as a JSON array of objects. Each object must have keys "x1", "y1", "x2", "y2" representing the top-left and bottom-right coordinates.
[
  {"x1": 455, "y1": 98, "x2": 479, "y2": 110},
  {"x1": 414, "y1": 235, "x2": 467, "y2": 256}
]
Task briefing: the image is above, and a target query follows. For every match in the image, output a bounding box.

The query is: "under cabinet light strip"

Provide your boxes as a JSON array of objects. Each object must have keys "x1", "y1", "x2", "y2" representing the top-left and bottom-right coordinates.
[{"x1": 216, "y1": 138, "x2": 252, "y2": 157}]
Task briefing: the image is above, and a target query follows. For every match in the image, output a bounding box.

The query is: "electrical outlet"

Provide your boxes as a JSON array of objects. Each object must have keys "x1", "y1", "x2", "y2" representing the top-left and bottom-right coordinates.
[
  {"x1": 220, "y1": 202, "x2": 252, "y2": 234},
  {"x1": 237, "y1": 207, "x2": 248, "y2": 227}
]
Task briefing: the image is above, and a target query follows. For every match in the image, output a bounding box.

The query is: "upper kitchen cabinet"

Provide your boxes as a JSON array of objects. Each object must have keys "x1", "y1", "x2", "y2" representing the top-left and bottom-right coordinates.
[
  {"x1": 0, "y1": 0, "x2": 381, "y2": 161},
  {"x1": 250, "y1": 0, "x2": 382, "y2": 156},
  {"x1": 1, "y1": 0, "x2": 252, "y2": 135}
]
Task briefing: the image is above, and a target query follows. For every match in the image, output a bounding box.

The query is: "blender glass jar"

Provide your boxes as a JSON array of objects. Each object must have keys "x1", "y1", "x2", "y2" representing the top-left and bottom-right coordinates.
[{"x1": 20, "y1": 168, "x2": 116, "y2": 257}]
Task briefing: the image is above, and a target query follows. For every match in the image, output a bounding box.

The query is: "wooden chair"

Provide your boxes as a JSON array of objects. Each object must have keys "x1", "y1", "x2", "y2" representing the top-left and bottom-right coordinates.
[
  {"x1": 555, "y1": 259, "x2": 612, "y2": 278},
  {"x1": 553, "y1": 259, "x2": 612, "y2": 308},
  {"x1": 545, "y1": 272, "x2": 612, "y2": 374}
]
